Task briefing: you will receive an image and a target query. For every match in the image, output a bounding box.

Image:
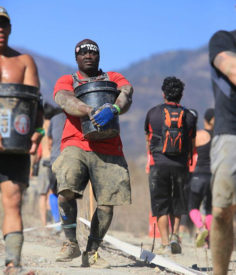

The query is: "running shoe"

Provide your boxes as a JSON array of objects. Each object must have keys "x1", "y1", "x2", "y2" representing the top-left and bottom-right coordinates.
[
  {"x1": 170, "y1": 234, "x2": 182, "y2": 254},
  {"x1": 56, "y1": 241, "x2": 81, "y2": 262},
  {"x1": 154, "y1": 244, "x2": 171, "y2": 255},
  {"x1": 81, "y1": 251, "x2": 110, "y2": 268},
  {"x1": 195, "y1": 228, "x2": 209, "y2": 248},
  {"x1": 4, "y1": 265, "x2": 35, "y2": 275}
]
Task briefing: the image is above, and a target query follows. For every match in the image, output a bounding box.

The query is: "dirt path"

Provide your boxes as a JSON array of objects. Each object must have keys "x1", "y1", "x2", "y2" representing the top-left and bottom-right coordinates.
[
  {"x1": 0, "y1": 223, "x2": 236, "y2": 275},
  {"x1": 1, "y1": 179, "x2": 236, "y2": 274}
]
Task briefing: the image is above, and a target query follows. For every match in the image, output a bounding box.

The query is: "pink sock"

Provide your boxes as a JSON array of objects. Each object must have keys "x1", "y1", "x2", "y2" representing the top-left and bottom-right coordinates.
[
  {"x1": 189, "y1": 209, "x2": 204, "y2": 229},
  {"x1": 205, "y1": 214, "x2": 212, "y2": 231}
]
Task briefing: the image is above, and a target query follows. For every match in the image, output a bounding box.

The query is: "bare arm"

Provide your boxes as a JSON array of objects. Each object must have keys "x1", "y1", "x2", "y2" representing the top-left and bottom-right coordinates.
[
  {"x1": 188, "y1": 137, "x2": 196, "y2": 162},
  {"x1": 48, "y1": 136, "x2": 53, "y2": 152},
  {"x1": 145, "y1": 134, "x2": 150, "y2": 152},
  {"x1": 195, "y1": 129, "x2": 211, "y2": 147},
  {"x1": 23, "y1": 55, "x2": 40, "y2": 87},
  {"x1": 115, "y1": 85, "x2": 133, "y2": 114},
  {"x1": 214, "y1": 51, "x2": 236, "y2": 86},
  {"x1": 55, "y1": 90, "x2": 93, "y2": 117}
]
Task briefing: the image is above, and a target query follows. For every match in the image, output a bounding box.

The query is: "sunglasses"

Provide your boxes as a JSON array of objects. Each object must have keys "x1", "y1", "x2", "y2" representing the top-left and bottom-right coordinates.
[{"x1": 0, "y1": 19, "x2": 10, "y2": 28}]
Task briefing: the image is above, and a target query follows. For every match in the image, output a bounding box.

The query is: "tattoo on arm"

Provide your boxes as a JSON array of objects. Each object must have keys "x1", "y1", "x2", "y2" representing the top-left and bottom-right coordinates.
[
  {"x1": 55, "y1": 90, "x2": 92, "y2": 117},
  {"x1": 115, "y1": 85, "x2": 133, "y2": 114}
]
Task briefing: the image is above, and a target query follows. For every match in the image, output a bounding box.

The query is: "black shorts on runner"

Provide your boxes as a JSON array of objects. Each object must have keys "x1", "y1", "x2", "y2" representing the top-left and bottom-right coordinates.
[
  {"x1": 188, "y1": 172, "x2": 212, "y2": 215},
  {"x1": 149, "y1": 165, "x2": 188, "y2": 217},
  {"x1": 0, "y1": 153, "x2": 30, "y2": 187}
]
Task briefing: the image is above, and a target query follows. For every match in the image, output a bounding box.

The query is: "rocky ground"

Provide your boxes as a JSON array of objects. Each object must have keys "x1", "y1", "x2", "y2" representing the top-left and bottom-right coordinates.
[
  {"x1": 0, "y1": 221, "x2": 236, "y2": 275},
  {"x1": 1, "y1": 176, "x2": 236, "y2": 274}
]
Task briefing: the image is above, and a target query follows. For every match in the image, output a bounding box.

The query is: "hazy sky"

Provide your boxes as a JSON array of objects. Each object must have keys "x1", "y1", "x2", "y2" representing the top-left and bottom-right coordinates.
[{"x1": 3, "y1": 0, "x2": 236, "y2": 71}]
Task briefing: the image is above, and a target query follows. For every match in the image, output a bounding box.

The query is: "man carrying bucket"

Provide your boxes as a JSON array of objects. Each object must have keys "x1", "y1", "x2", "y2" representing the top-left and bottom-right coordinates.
[
  {"x1": 0, "y1": 7, "x2": 43, "y2": 274},
  {"x1": 52, "y1": 39, "x2": 133, "y2": 268}
]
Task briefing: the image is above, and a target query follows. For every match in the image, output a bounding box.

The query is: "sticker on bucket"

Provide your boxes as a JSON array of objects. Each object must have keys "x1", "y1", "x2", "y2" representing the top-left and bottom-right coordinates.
[
  {"x1": 0, "y1": 109, "x2": 11, "y2": 138},
  {"x1": 14, "y1": 114, "x2": 30, "y2": 135}
]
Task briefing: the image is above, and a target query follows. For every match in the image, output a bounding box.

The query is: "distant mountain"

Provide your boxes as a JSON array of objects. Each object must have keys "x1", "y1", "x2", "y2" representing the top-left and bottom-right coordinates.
[
  {"x1": 119, "y1": 46, "x2": 214, "y2": 164},
  {"x1": 17, "y1": 47, "x2": 77, "y2": 107},
  {"x1": 18, "y1": 46, "x2": 214, "y2": 164}
]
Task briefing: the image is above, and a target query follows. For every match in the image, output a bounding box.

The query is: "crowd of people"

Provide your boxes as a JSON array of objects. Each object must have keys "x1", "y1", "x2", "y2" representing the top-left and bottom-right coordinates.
[{"x1": 0, "y1": 5, "x2": 235, "y2": 275}]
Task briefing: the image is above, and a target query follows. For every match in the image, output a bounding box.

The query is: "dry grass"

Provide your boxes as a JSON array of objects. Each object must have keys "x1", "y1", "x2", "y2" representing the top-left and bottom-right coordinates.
[{"x1": 109, "y1": 160, "x2": 150, "y2": 236}]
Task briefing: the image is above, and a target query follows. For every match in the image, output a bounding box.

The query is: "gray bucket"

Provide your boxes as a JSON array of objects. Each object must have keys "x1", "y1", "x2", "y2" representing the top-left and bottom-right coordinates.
[
  {"x1": 0, "y1": 83, "x2": 39, "y2": 153},
  {"x1": 74, "y1": 81, "x2": 120, "y2": 140}
]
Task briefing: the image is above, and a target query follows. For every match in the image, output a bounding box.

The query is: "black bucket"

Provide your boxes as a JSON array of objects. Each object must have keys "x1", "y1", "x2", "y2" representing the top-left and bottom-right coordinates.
[
  {"x1": 0, "y1": 83, "x2": 39, "y2": 153},
  {"x1": 74, "y1": 81, "x2": 120, "y2": 140}
]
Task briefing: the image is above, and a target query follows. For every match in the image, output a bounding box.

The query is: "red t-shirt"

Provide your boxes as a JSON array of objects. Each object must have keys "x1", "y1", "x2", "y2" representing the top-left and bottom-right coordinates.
[{"x1": 53, "y1": 71, "x2": 131, "y2": 156}]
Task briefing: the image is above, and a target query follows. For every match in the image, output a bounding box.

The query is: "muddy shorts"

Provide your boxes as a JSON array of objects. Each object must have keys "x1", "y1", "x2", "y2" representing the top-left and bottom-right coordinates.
[
  {"x1": 37, "y1": 158, "x2": 51, "y2": 195},
  {"x1": 149, "y1": 164, "x2": 188, "y2": 217},
  {"x1": 211, "y1": 135, "x2": 236, "y2": 208},
  {"x1": 0, "y1": 153, "x2": 30, "y2": 187},
  {"x1": 52, "y1": 146, "x2": 131, "y2": 206}
]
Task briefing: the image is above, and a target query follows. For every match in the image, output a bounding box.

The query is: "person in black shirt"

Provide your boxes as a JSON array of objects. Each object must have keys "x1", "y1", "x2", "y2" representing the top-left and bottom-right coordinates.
[
  {"x1": 145, "y1": 76, "x2": 196, "y2": 255},
  {"x1": 209, "y1": 30, "x2": 236, "y2": 275},
  {"x1": 188, "y1": 108, "x2": 214, "y2": 248}
]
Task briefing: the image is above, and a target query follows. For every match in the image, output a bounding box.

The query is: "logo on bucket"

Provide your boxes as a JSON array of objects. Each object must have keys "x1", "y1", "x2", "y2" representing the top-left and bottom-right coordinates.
[
  {"x1": 0, "y1": 109, "x2": 11, "y2": 138},
  {"x1": 14, "y1": 114, "x2": 30, "y2": 135}
]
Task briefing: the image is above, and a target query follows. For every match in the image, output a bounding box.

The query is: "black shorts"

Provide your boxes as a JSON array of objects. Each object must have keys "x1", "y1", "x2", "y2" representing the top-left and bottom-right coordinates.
[
  {"x1": 188, "y1": 172, "x2": 212, "y2": 215},
  {"x1": 0, "y1": 153, "x2": 30, "y2": 187},
  {"x1": 149, "y1": 165, "x2": 188, "y2": 217}
]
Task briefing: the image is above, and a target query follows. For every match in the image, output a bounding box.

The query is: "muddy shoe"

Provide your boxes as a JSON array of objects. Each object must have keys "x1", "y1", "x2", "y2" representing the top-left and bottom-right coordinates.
[
  {"x1": 154, "y1": 244, "x2": 171, "y2": 255},
  {"x1": 56, "y1": 241, "x2": 81, "y2": 262},
  {"x1": 170, "y1": 234, "x2": 182, "y2": 254},
  {"x1": 4, "y1": 265, "x2": 22, "y2": 275},
  {"x1": 81, "y1": 251, "x2": 110, "y2": 268},
  {"x1": 195, "y1": 228, "x2": 208, "y2": 248},
  {"x1": 4, "y1": 265, "x2": 35, "y2": 275}
]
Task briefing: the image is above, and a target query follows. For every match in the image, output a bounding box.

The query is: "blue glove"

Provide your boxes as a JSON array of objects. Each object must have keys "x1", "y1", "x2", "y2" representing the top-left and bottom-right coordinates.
[{"x1": 91, "y1": 103, "x2": 118, "y2": 127}]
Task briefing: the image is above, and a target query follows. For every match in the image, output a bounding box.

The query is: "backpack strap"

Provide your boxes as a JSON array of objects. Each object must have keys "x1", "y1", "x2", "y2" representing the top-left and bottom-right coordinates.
[{"x1": 72, "y1": 73, "x2": 80, "y2": 90}]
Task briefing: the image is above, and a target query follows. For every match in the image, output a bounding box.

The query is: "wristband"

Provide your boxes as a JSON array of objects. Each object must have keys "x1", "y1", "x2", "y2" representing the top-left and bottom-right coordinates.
[
  {"x1": 35, "y1": 127, "x2": 45, "y2": 136},
  {"x1": 113, "y1": 104, "x2": 121, "y2": 115}
]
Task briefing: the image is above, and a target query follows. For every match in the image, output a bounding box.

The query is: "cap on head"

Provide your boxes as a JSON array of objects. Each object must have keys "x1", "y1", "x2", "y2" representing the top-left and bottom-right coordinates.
[
  {"x1": 75, "y1": 39, "x2": 99, "y2": 57},
  {"x1": 0, "y1": 7, "x2": 10, "y2": 22},
  {"x1": 204, "y1": 108, "x2": 215, "y2": 123}
]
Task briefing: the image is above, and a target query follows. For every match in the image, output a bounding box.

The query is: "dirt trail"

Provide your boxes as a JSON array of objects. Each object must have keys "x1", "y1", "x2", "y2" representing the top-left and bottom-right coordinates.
[
  {"x1": 1, "y1": 176, "x2": 236, "y2": 274},
  {"x1": 0, "y1": 223, "x2": 236, "y2": 275}
]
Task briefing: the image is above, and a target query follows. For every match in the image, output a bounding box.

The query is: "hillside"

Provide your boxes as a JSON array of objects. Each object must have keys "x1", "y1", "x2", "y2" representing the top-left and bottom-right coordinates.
[{"x1": 17, "y1": 46, "x2": 214, "y2": 165}]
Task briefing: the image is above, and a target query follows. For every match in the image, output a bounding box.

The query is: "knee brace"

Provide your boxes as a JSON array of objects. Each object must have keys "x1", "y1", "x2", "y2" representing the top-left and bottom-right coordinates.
[
  {"x1": 4, "y1": 232, "x2": 24, "y2": 266},
  {"x1": 58, "y1": 198, "x2": 77, "y2": 242}
]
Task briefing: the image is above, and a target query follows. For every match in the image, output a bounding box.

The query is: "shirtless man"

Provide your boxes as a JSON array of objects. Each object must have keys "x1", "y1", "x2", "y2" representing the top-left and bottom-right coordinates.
[{"x1": 0, "y1": 7, "x2": 43, "y2": 273}]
